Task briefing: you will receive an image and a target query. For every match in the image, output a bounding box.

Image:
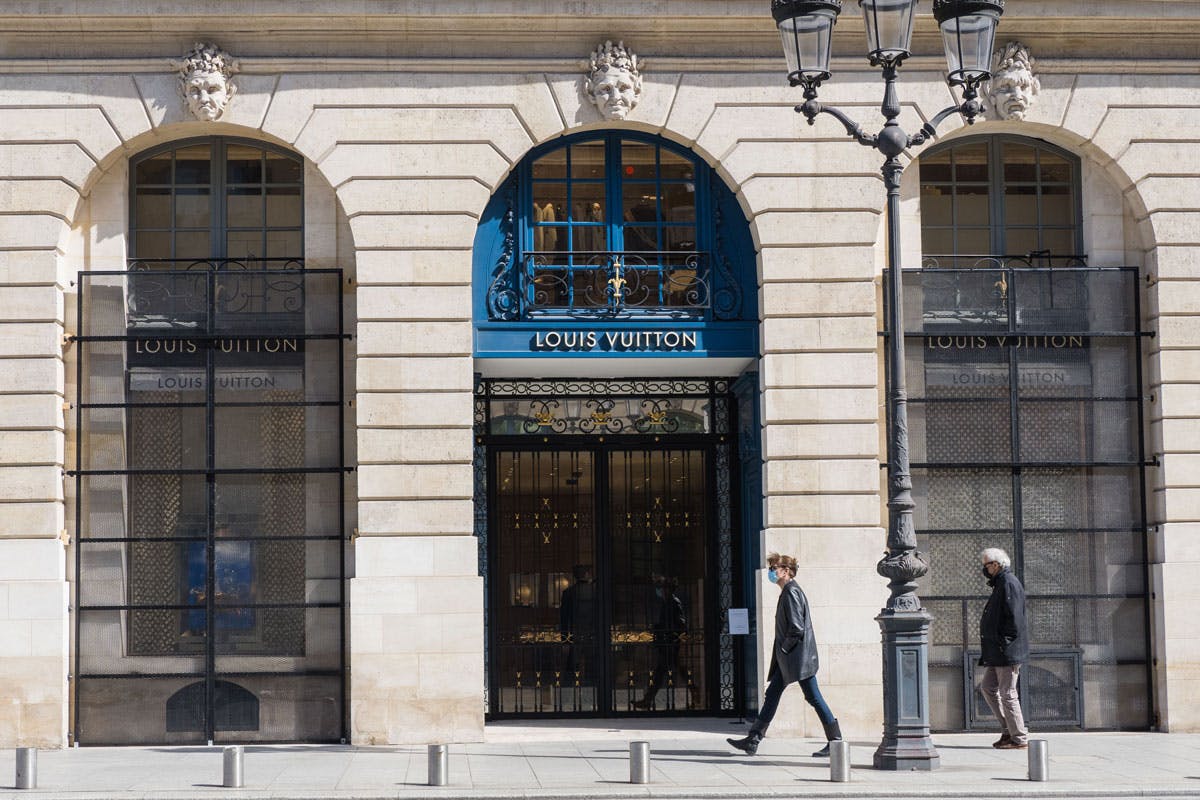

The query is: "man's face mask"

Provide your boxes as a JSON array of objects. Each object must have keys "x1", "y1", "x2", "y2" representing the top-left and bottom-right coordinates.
[{"x1": 981, "y1": 565, "x2": 992, "y2": 578}]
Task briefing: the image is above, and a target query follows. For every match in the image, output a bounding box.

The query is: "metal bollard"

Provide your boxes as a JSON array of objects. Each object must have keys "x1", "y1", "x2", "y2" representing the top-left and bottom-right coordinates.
[
  {"x1": 428, "y1": 744, "x2": 448, "y2": 786},
  {"x1": 829, "y1": 740, "x2": 851, "y2": 782},
  {"x1": 629, "y1": 740, "x2": 650, "y2": 784},
  {"x1": 222, "y1": 745, "x2": 244, "y2": 789},
  {"x1": 14, "y1": 748, "x2": 37, "y2": 790},
  {"x1": 1028, "y1": 739, "x2": 1048, "y2": 782}
]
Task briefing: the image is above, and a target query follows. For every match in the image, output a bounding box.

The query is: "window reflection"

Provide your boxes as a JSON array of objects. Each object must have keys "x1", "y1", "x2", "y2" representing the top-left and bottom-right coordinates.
[
  {"x1": 919, "y1": 136, "x2": 1080, "y2": 263},
  {"x1": 132, "y1": 139, "x2": 303, "y2": 265}
]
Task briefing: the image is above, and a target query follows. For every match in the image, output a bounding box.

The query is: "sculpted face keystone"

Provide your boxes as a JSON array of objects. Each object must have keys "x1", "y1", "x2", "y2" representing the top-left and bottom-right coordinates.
[
  {"x1": 585, "y1": 41, "x2": 643, "y2": 121},
  {"x1": 184, "y1": 68, "x2": 230, "y2": 122},
  {"x1": 174, "y1": 43, "x2": 239, "y2": 122},
  {"x1": 987, "y1": 42, "x2": 1040, "y2": 122}
]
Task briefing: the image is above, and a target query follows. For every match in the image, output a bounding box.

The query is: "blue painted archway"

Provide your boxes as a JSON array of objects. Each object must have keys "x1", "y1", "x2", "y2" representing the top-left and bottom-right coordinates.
[{"x1": 473, "y1": 131, "x2": 758, "y2": 364}]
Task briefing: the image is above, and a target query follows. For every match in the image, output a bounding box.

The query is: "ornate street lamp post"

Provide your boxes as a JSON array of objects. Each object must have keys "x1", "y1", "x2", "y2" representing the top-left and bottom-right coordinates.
[{"x1": 772, "y1": 0, "x2": 1004, "y2": 771}]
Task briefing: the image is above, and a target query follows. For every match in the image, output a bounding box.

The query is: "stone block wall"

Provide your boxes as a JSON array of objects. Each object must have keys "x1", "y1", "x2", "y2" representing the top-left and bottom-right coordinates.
[{"x1": 0, "y1": 101, "x2": 77, "y2": 746}]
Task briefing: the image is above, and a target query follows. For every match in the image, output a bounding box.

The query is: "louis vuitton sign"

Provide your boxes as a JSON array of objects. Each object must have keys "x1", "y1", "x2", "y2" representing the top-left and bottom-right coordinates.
[
  {"x1": 531, "y1": 329, "x2": 699, "y2": 352},
  {"x1": 128, "y1": 336, "x2": 303, "y2": 367},
  {"x1": 128, "y1": 367, "x2": 304, "y2": 392}
]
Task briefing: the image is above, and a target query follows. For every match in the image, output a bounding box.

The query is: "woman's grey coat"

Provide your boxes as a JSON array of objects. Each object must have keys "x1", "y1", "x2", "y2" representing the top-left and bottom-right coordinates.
[{"x1": 768, "y1": 579, "x2": 819, "y2": 683}]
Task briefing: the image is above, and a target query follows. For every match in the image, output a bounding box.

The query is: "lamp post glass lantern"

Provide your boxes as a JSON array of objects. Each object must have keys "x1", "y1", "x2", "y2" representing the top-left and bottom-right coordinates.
[
  {"x1": 934, "y1": 0, "x2": 1003, "y2": 86},
  {"x1": 860, "y1": 0, "x2": 918, "y2": 65},
  {"x1": 772, "y1": 0, "x2": 841, "y2": 86},
  {"x1": 772, "y1": 0, "x2": 1003, "y2": 772}
]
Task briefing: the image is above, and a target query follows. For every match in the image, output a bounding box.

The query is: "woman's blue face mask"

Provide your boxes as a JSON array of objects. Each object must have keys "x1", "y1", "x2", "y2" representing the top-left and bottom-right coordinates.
[{"x1": 766, "y1": 568, "x2": 778, "y2": 584}]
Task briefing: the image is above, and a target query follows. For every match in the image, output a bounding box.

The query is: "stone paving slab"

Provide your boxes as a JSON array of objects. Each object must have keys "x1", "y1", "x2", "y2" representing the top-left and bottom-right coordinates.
[{"x1": 2, "y1": 721, "x2": 1199, "y2": 800}]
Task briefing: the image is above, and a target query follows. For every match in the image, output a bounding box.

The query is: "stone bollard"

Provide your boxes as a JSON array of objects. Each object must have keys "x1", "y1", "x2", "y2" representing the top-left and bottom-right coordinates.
[
  {"x1": 222, "y1": 745, "x2": 244, "y2": 788},
  {"x1": 1028, "y1": 739, "x2": 1048, "y2": 781},
  {"x1": 829, "y1": 740, "x2": 851, "y2": 782},
  {"x1": 428, "y1": 744, "x2": 448, "y2": 786},
  {"x1": 14, "y1": 748, "x2": 37, "y2": 790},
  {"x1": 629, "y1": 741, "x2": 650, "y2": 784}
]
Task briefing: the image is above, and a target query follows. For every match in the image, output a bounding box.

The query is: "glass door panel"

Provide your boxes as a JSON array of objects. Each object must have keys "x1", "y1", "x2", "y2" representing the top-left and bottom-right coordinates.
[
  {"x1": 609, "y1": 449, "x2": 708, "y2": 713},
  {"x1": 492, "y1": 450, "x2": 598, "y2": 713}
]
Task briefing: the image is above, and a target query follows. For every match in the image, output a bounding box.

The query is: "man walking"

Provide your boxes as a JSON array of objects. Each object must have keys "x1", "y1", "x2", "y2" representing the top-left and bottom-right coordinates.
[
  {"x1": 727, "y1": 553, "x2": 841, "y2": 757},
  {"x1": 979, "y1": 547, "x2": 1029, "y2": 749}
]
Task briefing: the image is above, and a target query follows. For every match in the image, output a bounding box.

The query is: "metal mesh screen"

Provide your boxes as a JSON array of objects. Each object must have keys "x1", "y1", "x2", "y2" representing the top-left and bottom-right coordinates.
[
  {"x1": 898, "y1": 264, "x2": 1150, "y2": 731},
  {"x1": 73, "y1": 265, "x2": 345, "y2": 744}
]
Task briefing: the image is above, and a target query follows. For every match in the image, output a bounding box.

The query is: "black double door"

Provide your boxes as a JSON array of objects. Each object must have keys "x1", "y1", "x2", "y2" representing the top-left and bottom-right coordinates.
[{"x1": 489, "y1": 446, "x2": 713, "y2": 716}]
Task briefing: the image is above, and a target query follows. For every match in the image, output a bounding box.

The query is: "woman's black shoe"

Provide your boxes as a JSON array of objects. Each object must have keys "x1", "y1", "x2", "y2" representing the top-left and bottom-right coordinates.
[{"x1": 726, "y1": 732, "x2": 762, "y2": 755}]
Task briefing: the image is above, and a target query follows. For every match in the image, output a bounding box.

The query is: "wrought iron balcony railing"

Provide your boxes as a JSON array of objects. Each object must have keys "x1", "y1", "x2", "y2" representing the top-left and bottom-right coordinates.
[
  {"x1": 487, "y1": 250, "x2": 742, "y2": 321},
  {"x1": 904, "y1": 254, "x2": 1138, "y2": 334},
  {"x1": 119, "y1": 258, "x2": 308, "y2": 331},
  {"x1": 524, "y1": 251, "x2": 712, "y2": 317}
]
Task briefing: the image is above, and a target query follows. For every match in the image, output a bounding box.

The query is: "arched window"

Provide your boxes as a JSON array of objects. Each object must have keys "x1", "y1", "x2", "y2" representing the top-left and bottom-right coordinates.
[
  {"x1": 910, "y1": 135, "x2": 1150, "y2": 732},
  {"x1": 131, "y1": 137, "x2": 303, "y2": 265},
  {"x1": 73, "y1": 138, "x2": 346, "y2": 745},
  {"x1": 477, "y1": 132, "x2": 753, "y2": 325},
  {"x1": 920, "y1": 136, "x2": 1081, "y2": 265}
]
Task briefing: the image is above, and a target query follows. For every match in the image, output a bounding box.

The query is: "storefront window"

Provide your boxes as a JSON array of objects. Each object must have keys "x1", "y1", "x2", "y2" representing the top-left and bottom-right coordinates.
[
  {"x1": 910, "y1": 136, "x2": 1149, "y2": 731},
  {"x1": 72, "y1": 138, "x2": 345, "y2": 745}
]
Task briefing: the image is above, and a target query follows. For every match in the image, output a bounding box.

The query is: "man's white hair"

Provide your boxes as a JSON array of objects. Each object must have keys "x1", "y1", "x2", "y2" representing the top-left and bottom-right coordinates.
[{"x1": 980, "y1": 547, "x2": 1011, "y2": 569}]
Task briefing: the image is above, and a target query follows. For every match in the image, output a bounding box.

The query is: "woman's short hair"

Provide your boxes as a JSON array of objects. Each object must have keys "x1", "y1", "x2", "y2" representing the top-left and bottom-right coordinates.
[
  {"x1": 980, "y1": 547, "x2": 1011, "y2": 569},
  {"x1": 767, "y1": 552, "x2": 798, "y2": 574}
]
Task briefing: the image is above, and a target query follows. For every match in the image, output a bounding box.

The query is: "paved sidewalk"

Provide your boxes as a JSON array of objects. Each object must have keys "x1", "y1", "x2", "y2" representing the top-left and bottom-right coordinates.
[{"x1": 3, "y1": 720, "x2": 1200, "y2": 799}]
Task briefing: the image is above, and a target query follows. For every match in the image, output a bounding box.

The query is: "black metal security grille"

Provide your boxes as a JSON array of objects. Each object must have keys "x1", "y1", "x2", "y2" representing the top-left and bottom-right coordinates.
[
  {"x1": 71, "y1": 261, "x2": 347, "y2": 744},
  {"x1": 889, "y1": 256, "x2": 1151, "y2": 731},
  {"x1": 474, "y1": 378, "x2": 742, "y2": 718}
]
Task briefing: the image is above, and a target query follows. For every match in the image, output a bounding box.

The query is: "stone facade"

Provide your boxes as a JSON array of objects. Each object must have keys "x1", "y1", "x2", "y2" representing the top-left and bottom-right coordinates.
[{"x1": 0, "y1": 0, "x2": 1197, "y2": 746}]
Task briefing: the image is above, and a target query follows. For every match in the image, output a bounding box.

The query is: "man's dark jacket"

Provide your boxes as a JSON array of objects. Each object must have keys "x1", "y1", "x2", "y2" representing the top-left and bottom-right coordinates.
[
  {"x1": 768, "y1": 579, "x2": 819, "y2": 682},
  {"x1": 979, "y1": 566, "x2": 1029, "y2": 666}
]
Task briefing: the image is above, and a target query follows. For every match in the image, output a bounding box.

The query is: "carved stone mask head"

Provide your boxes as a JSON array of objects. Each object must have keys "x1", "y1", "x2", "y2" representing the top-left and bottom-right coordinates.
[
  {"x1": 585, "y1": 41, "x2": 643, "y2": 120},
  {"x1": 988, "y1": 42, "x2": 1039, "y2": 121},
  {"x1": 174, "y1": 43, "x2": 239, "y2": 121}
]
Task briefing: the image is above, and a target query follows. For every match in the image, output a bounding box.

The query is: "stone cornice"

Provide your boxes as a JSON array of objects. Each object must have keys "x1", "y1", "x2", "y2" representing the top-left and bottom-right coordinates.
[
  {"x1": 1, "y1": 3, "x2": 1199, "y2": 61},
  {"x1": 0, "y1": 56, "x2": 1195, "y2": 76}
]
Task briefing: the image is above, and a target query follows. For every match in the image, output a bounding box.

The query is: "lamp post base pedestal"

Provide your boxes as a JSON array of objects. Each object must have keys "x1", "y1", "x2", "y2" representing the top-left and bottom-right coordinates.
[
  {"x1": 873, "y1": 607, "x2": 940, "y2": 771},
  {"x1": 873, "y1": 743, "x2": 940, "y2": 771}
]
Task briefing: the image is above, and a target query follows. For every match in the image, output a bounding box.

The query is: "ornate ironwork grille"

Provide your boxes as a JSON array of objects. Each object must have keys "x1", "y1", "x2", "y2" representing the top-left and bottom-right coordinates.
[
  {"x1": 888, "y1": 257, "x2": 1151, "y2": 731},
  {"x1": 71, "y1": 262, "x2": 347, "y2": 744},
  {"x1": 474, "y1": 378, "x2": 741, "y2": 717}
]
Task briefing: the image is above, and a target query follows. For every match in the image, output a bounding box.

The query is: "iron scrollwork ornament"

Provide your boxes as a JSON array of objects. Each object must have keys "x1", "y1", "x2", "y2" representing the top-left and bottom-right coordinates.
[
  {"x1": 578, "y1": 398, "x2": 624, "y2": 433},
  {"x1": 634, "y1": 398, "x2": 680, "y2": 433},
  {"x1": 710, "y1": 179, "x2": 743, "y2": 320},
  {"x1": 521, "y1": 399, "x2": 568, "y2": 434},
  {"x1": 486, "y1": 188, "x2": 520, "y2": 320}
]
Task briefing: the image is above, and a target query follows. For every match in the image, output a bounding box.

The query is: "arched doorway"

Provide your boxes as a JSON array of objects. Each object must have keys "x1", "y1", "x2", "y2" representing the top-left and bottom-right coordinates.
[{"x1": 472, "y1": 132, "x2": 761, "y2": 718}]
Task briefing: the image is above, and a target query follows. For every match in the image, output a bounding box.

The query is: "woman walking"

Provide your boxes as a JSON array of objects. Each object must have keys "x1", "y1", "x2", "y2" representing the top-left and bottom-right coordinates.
[{"x1": 727, "y1": 553, "x2": 842, "y2": 757}]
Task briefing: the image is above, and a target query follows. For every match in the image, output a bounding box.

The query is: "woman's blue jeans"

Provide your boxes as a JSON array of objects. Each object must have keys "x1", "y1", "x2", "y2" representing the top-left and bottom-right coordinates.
[{"x1": 751, "y1": 672, "x2": 836, "y2": 735}]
